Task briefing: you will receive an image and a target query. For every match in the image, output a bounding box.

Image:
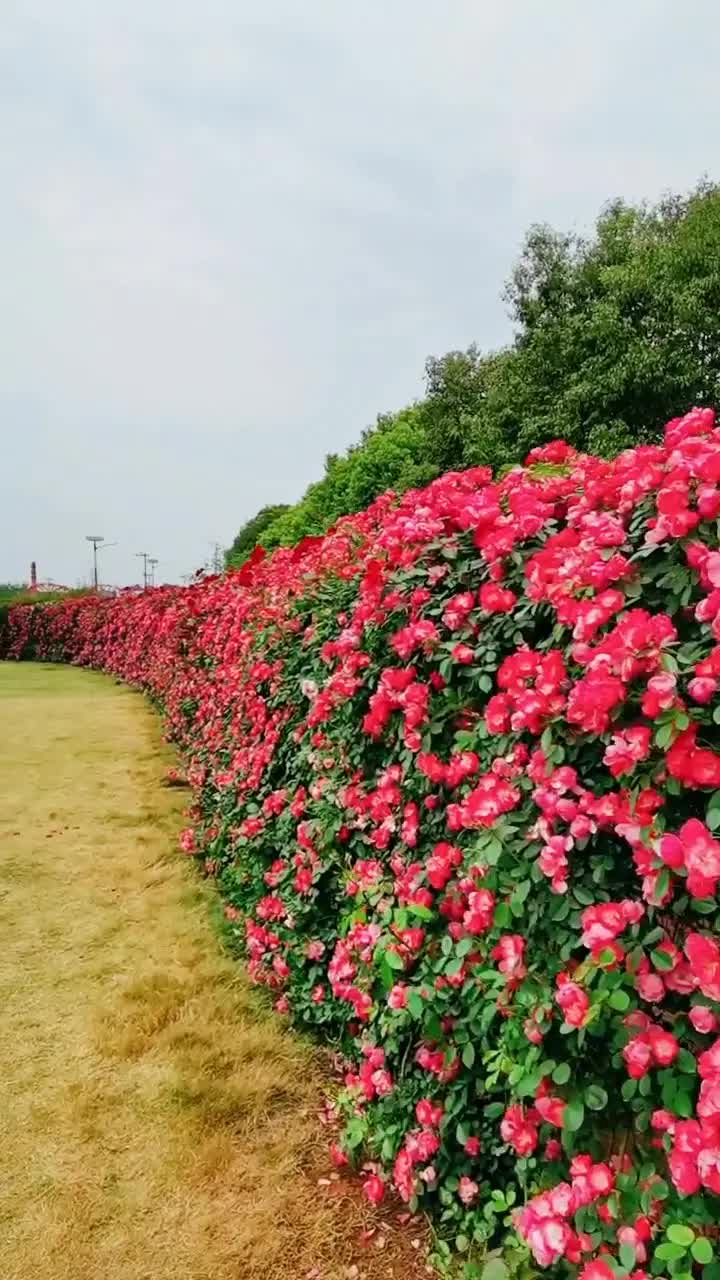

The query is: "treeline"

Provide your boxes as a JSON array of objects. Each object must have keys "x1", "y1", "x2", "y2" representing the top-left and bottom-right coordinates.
[{"x1": 226, "y1": 180, "x2": 720, "y2": 565}]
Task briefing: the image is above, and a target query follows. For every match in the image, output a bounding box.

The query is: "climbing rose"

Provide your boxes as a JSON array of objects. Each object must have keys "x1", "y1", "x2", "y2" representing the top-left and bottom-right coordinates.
[
  {"x1": 458, "y1": 1176, "x2": 479, "y2": 1205},
  {"x1": 555, "y1": 974, "x2": 590, "y2": 1027}
]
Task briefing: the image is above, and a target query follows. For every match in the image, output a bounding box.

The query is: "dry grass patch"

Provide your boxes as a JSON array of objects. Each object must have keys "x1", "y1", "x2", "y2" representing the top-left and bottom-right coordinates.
[{"x1": 0, "y1": 662, "x2": 430, "y2": 1280}]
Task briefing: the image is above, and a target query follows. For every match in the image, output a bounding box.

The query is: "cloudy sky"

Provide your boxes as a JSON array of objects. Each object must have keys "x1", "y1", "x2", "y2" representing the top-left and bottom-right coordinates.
[{"x1": 2, "y1": 1, "x2": 719, "y2": 586}]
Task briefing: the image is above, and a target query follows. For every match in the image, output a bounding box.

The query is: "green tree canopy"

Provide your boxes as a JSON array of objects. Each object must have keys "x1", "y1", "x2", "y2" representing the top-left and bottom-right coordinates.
[
  {"x1": 259, "y1": 405, "x2": 435, "y2": 549},
  {"x1": 480, "y1": 181, "x2": 720, "y2": 459},
  {"x1": 225, "y1": 503, "x2": 290, "y2": 567}
]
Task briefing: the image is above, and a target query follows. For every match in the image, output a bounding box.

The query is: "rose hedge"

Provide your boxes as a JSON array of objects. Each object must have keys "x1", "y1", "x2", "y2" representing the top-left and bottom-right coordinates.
[{"x1": 6, "y1": 408, "x2": 720, "y2": 1279}]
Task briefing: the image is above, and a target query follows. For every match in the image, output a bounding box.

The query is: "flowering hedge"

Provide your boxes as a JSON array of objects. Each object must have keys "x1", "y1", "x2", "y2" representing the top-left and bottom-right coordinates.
[{"x1": 6, "y1": 408, "x2": 720, "y2": 1279}]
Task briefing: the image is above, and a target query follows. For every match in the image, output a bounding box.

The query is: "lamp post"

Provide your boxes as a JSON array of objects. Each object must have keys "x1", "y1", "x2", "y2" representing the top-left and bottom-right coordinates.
[
  {"x1": 86, "y1": 535, "x2": 104, "y2": 591},
  {"x1": 149, "y1": 557, "x2": 159, "y2": 587}
]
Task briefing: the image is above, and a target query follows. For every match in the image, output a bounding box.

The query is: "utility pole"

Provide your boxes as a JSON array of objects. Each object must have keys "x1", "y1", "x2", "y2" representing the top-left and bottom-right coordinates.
[
  {"x1": 149, "y1": 557, "x2": 159, "y2": 588},
  {"x1": 86, "y1": 535, "x2": 105, "y2": 591},
  {"x1": 135, "y1": 551, "x2": 151, "y2": 589}
]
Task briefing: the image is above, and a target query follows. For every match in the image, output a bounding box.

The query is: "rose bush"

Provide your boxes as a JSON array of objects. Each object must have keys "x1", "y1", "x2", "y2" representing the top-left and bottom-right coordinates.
[{"x1": 5, "y1": 407, "x2": 720, "y2": 1279}]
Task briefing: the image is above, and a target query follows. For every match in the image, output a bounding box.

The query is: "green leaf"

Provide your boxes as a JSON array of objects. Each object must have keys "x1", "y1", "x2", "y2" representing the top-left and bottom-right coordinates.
[
  {"x1": 384, "y1": 948, "x2": 405, "y2": 971},
  {"x1": 407, "y1": 901, "x2": 433, "y2": 920},
  {"x1": 514, "y1": 878, "x2": 531, "y2": 903},
  {"x1": 707, "y1": 806, "x2": 720, "y2": 832},
  {"x1": 643, "y1": 927, "x2": 665, "y2": 947},
  {"x1": 619, "y1": 1243, "x2": 638, "y2": 1270},
  {"x1": 585, "y1": 1084, "x2": 608, "y2": 1111},
  {"x1": 564, "y1": 1097, "x2": 585, "y2": 1132},
  {"x1": 655, "y1": 1242, "x2": 688, "y2": 1262},
  {"x1": 552, "y1": 1062, "x2": 571, "y2": 1085},
  {"x1": 608, "y1": 988, "x2": 631, "y2": 1011},
  {"x1": 651, "y1": 948, "x2": 675, "y2": 971},
  {"x1": 677, "y1": 1049, "x2": 697, "y2": 1074},
  {"x1": 573, "y1": 885, "x2": 595, "y2": 906},
  {"x1": 673, "y1": 1090, "x2": 694, "y2": 1118},
  {"x1": 707, "y1": 789, "x2": 720, "y2": 817},
  {"x1": 344, "y1": 1117, "x2": 365, "y2": 1150},
  {"x1": 692, "y1": 1239, "x2": 714, "y2": 1265},
  {"x1": 407, "y1": 991, "x2": 424, "y2": 1018},
  {"x1": 494, "y1": 902, "x2": 511, "y2": 929},
  {"x1": 481, "y1": 1260, "x2": 509, "y2": 1280},
  {"x1": 462, "y1": 1042, "x2": 476, "y2": 1069},
  {"x1": 655, "y1": 867, "x2": 671, "y2": 901},
  {"x1": 667, "y1": 1225, "x2": 696, "y2": 1247}
]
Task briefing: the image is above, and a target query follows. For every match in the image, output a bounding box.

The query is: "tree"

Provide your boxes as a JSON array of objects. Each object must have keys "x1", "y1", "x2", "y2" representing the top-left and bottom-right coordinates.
[
  {"x1": 419, "y1": 345, "x2": 513, "y2": 472},
  {"x1": 225, "y1": 504, "x2": 290, "y2": 567},
  {"x1": 259, "y1": 405, "x2": 435, "y2": 549},
  {"x1": 483, "y1": 180, "x2": 720, "y2": 459}
]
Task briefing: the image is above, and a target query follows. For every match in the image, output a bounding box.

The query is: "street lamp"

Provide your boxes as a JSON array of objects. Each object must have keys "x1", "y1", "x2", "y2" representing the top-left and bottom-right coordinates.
[
  {"x1": 86, "y1": 535, "x2": 105, "y2": 591},
  {"x1": 149, "y1": 557, "x2": 159, "y2": 587}
]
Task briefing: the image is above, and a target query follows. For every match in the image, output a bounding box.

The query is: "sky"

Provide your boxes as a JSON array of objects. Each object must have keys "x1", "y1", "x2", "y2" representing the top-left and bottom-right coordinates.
[{"x1": 2, "y1": 1, "x2": 720, "y2": 586}]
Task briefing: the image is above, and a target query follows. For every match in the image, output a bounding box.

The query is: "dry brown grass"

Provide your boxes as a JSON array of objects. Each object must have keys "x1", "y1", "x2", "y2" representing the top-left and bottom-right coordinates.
[{"x1": 0, "y1": 662, "x2": 430, "y2": 1280}]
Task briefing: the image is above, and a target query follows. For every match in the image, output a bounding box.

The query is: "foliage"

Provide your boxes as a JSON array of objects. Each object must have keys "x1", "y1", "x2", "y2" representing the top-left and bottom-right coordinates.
[
  {"x1": 416, "y1": 347, "x2": 511, "y2": 476},
  {"x1": 238, "y1": 180, "x2": 720, "y2": 557},
  {"x1": 225, "y1": 504, "x2": 291, "y2": 567},
  {"x1": 6, "y1": 407, "x2": 720, "y2": 1279},
  {"x1": 486, "y1": 181, "x2": 720, "y2": 460},
  {"x1": 259, "y1": 405, "x2": 436, "y2": 549}
]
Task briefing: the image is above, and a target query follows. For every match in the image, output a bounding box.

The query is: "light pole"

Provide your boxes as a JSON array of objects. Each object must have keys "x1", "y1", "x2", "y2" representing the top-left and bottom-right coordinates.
[
  {"x1": 149, "y1": 557, "x2": 159, "y2": 587},
  {"x1": 86, "y1": 535, "x2": 104, "y2": 591},
  {"x1": 85, "y1": 537, "x2": 116, "y2": 590}
]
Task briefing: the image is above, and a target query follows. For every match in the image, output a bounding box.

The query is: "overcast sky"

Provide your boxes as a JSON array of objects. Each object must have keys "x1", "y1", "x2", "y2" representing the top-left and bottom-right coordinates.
[{"x1": 2, "y1": 1, "x2": 719, "y2": 586}]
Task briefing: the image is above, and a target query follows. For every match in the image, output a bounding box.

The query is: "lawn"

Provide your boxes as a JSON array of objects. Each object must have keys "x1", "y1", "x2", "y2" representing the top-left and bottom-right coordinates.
[{"x1": 0, "y1": 663, "x2": 428, "y2": 1280}]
